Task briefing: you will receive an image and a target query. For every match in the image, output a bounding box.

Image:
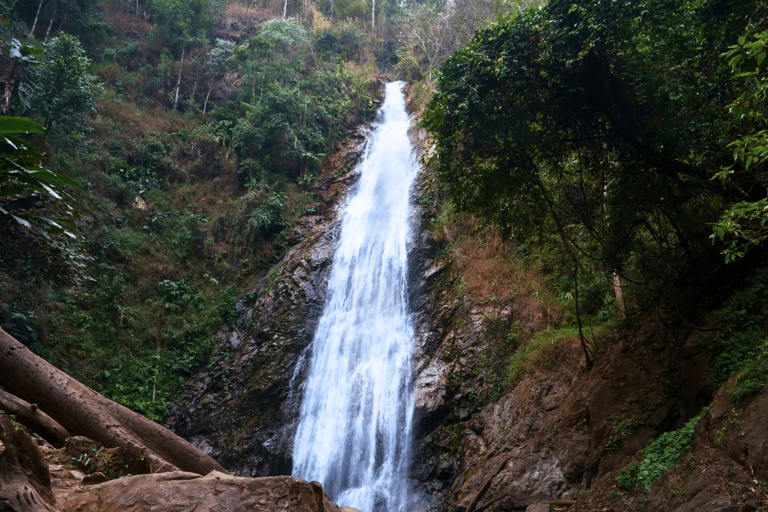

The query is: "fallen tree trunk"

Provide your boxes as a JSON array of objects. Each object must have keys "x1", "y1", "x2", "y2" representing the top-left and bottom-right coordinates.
[
  {"x1": 0, "y1": 388, "x2": 71, "y2": 447},
  {"x1": 0, "y1": 327, "x2": 225, "y2": 476}
]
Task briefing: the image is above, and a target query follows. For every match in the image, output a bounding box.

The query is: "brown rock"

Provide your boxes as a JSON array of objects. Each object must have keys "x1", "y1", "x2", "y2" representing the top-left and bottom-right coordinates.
[
  {"x1": 0, "y1": 414, "x2": 60, "y2": 512},
  {"x1": 80, "y1": 472, "x2": 107, "y2": 485},
  {"x1": 62, "y1": 471, "x2": 342, "y2": 512}
]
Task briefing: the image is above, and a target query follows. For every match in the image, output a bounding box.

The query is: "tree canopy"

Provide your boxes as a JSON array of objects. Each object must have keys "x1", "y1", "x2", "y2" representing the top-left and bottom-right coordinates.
[
  {"x1": 423, "y1": 0, "x2": 768, "y2": 304},
  {"x1": 20, "y1": 33, "x2": 103, "y2": 141}
]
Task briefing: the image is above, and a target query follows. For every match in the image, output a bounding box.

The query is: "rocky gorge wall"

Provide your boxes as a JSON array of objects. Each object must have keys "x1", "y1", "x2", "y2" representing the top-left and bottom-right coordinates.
[{"x1": 167, "y1": 85, "x2": 768, "y2": 512}]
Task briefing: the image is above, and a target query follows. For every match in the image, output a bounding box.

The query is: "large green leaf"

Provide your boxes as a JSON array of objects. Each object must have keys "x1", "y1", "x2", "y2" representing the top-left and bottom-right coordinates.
[{"x1": 0, "y1": 116, "x2": 46, "y2": 135}]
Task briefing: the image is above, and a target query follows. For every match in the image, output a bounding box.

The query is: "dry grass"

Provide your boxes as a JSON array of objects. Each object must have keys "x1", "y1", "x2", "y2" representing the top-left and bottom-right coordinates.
[
  {"x1": 436, "y1": 209, "x2": 567, "y2": 336},
  {"x1": 101, "y1": 0, "x2": 154, "y2": 38},
  {"x1": 217, "y1": 1, "x2": 276, "y2": 39},
  {"x1": 310, "y1": 6, "x2": 332, "y2": 31}
]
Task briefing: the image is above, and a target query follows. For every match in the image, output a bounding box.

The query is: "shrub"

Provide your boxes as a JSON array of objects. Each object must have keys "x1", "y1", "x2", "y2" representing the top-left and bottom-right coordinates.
[
  {"x1": 617, "y1": 406, "x2": 709, "y2": 491},
  {"x1": 712, "y1": 267, "x2": 768, "y2": 384}
]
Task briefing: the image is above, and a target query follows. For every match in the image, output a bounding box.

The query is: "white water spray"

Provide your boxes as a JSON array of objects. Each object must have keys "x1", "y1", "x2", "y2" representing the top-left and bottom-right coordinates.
[{"x1": 292, "y1": 82, "x2": 418, "y2": 512}]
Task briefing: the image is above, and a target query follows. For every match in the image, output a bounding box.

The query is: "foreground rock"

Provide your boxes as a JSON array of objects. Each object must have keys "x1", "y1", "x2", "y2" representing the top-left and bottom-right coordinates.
[
  {"x1": 0, "y1": 414, "x2": 58, "y2": 512},
  {"x1": 62, "y1": 471, "x2": 345, "y2": 512},
  {"x1": 0, "y1": 419, "x2": 353, "y2": 512}
]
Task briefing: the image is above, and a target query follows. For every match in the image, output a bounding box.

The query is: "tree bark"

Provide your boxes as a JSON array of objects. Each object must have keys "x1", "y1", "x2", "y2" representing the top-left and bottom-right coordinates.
[
  {"x1": 189, "y1": 76, "x2": 199, "y2": 111},
  {"x1": 203, "y1": 81, "x2": 212, "y2": 114},
  {"x1": 30, "y1": 0, "x2": 45, "y2": 37},
  {"x1": 0, "y1": 327, "x2": 225, "y2": 476},
  {"x1": 0, "y1": 53, "x2": 23, "y2": 116},
  {"x1": 0, "y1": 389, "x2": 71, "y2": 447},
  {"x1": 174, "y1": 45, "x2": 186, "y2": 111},
  {"x1": 44, "y1": 3, "x2": 57, "y2": 41},
  {"x1": 613, "y1": 272, "x2": 624, "y2": 318}
]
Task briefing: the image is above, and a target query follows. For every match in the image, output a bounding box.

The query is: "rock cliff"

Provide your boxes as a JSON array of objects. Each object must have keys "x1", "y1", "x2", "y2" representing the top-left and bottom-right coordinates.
[{"x1": 167, "y1": 123, "x2": 374, "y2": 477}]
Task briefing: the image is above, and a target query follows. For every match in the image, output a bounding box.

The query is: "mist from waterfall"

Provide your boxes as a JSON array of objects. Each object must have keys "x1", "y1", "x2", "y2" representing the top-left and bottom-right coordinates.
[{"x1": 292, "y1": 82, "x2": 418, "y2": 512}]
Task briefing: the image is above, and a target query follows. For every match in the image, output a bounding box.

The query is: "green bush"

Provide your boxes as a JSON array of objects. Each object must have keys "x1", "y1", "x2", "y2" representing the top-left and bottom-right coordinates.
[
  {"x1": 218, "y1": 285, "x2": 239, "y2": 323},
  {"x1": 713, "y1": 267, "x2": 768, "y2": 382},
  {"x1": 617, "y1": 406, "x2": 709, "y2": 491},
  {"x1": 729, "y1": 341, "x2": 768, "y2": 404}
]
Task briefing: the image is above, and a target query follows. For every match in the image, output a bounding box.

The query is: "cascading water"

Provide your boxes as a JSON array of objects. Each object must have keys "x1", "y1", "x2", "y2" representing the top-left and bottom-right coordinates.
[{"x1": 292, "y1": 82, "x2": 418, "y2": 512}]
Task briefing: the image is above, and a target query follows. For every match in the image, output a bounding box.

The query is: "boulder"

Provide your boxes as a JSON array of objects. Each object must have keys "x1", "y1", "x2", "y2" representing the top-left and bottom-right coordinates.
[
  {"x1": 62, "y1": 471, "x2": 343, "y2": 512},
  {"x1": 0, "y1": 414, "x2": 60, "y2": 512}
]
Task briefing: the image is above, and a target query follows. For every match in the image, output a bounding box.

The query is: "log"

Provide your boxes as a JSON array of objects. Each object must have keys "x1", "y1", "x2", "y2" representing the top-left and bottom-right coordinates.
[
  {"x1": 0, "y1": 327, "x2": 225, "y2": 476},
  {"x1": 0, "y1": 388, "x2": 71, "y2": 447}
]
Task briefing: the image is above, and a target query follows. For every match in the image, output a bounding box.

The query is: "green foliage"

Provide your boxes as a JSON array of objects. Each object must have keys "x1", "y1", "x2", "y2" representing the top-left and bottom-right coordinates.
[
  {"x1": 229, "y1": 19, "x2": 375, "y2": 179},
  {"x1": 699, "y1": 266, "x2": 768, "y2": 400},
  {"x1": 477, "y1": 316, "x2": 519, "y2": 400},
  {"x1": 0, "y1": 0, "x2": 381, "y2": 427},
  {"x1": 63, "y1": 269, "x2": 219, "y2": 422},
  {"x1": 313, "y1": 24, "x2": 364, "y2": 61},
  {"x1": 20, "y1": 34, "x2": 104, "y2": 138},
  {"x1": 617, "y1": 406, "x2": 709, "y2": 491},
  {"x1": 0, "y1": 116, "x2": 80, "y2": 233},
  {"x1": 712, "y1": 267, "x2": 768, "y2": 378},
  {"x1": 173, "y1": 214, "x2": 208, "y2": 261},
  {"x1": 423, "y1": 0, "x2": 767, "y2": 309},
  {"x1": 249, "y1": 190, "x2": 285, "y2": 237},
  {"x1": 158, "y1": 279, "x2": 202, "y2": 311},
  {"x1": 711, "y1": 29, "x2": 768, "y2": 262},
  {"x1": 0, "y1": 305, "x2": 37, "y2": 346},
  {"x1": 145, "y1": 0, "x2": 214, "y2": 54},
  {"x1": 218, "y1": 285, "x2": 239, "y2": 323},
  {"x1": 259, "y1": 18, "x2": 306, "y2": 50},
  {"x1": 728, "y1": 341, "x2": 768, "y2": 404}
]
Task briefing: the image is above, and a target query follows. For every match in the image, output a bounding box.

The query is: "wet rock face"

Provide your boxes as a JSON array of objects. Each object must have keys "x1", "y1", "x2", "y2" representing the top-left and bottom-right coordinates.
[{"x1": 168, "y1": 128, "x2": 371, "y2": 477}]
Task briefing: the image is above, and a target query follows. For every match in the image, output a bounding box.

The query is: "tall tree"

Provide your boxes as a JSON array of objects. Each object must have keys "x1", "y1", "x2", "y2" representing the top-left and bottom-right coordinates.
[
  {"x1": 146, "y1": 0, "x2": 213, "y2": 110},
  {"x1": 20, "y1": 33, "x2": 103, "y2": 143},
  {"x1": 423, "y1": 0, "x2": 765, "y2": 315}
]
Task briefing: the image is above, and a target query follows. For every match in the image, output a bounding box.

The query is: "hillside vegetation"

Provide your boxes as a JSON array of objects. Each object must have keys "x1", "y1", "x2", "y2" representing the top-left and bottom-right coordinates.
[
  {"x1": 0, "y1": 0, "x2": 532, "y2": 421},
  {"x1": 0, "y1": 0, "x2": 387, "y2": 421},
  {"x1": 3, "y1": 0, "x2": 768, "y2": 507}
]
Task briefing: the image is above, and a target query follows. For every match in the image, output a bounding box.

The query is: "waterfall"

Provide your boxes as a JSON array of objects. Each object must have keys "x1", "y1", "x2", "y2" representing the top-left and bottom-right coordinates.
[{"x1": 292, "y1": 82, "x2": 418, "y2": 512}]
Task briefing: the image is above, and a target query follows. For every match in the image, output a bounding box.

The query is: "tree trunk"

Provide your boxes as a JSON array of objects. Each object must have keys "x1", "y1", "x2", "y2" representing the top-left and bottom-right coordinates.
[
  {"x1": 371, "y1": 0, "x2": 375, "y2": 30},
  {"x1": 30, "y1": 0, "x2": 45, "y2": 37},
  {"x1": 613, "y1": 272, "x2": 625, "y2": 318},
  {"x1": 571, "y1": 257, "x2": 593, "y2": 370},
  {"x1": 203, "y1": 81, "x2": 212, "y2": 114},
  {"x1": 283, "y1": 0, "x2": 288, "y2": 18},
  {"x1": 0, "y1": 54, "x2": 22, "y2": 116},
  {"x1": 44, "y1": 3, "x2": 57, "y2": 41},
  {"x1": 0, "y1": 415, "x2": 59, "y2": 512},
  {"x1": 189, "y1": 76, "x2": 199, "y2": 111},
  {"x1": 0, "y1": 327, "x2": 225, "y2": 476},
  {"x1": 0, "y1": 389, "x2": 71, "y2": 447},
  {"x1": 174, "y1": 45, "x2": 186, "y2": 111}
]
